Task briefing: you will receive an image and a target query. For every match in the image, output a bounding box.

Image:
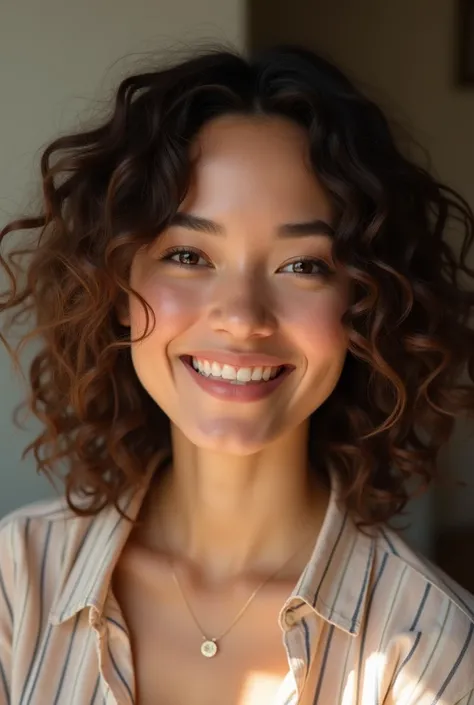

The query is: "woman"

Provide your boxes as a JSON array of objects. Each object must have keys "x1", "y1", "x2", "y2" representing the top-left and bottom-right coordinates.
[{"x1": 0, "y1": 43, "x2": 473, "y2": 705}]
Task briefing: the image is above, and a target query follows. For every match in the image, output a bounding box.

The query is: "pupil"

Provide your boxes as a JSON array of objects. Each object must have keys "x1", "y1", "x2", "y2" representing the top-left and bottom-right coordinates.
[{"x1": 295, "y1": 261, "x2": 312, "y2": 274}]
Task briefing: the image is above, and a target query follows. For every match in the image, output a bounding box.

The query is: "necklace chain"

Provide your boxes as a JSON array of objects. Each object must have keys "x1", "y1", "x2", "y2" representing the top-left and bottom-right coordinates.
[{"x1": 168, "y1": 532, "x2": 313, "y2": 657}]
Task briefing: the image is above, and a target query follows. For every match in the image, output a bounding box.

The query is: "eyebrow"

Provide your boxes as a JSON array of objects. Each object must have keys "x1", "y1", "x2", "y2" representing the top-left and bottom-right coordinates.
[{"x1": 169, "y1": 212, "x2": 335, "y2": 238}]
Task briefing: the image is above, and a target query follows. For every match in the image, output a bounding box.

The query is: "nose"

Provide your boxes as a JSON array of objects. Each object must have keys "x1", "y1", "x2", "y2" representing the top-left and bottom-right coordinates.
[{"x1": 207, "y1": 274, "x2": 277, "y2": 341}]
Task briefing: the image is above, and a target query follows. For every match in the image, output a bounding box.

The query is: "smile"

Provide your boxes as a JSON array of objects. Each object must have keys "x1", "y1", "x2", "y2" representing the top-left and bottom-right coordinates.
[
  {"x1": 191, "y1": 357, "x2": 283, "y2": 383},
  {"x1": 180, "y1": 355, "x2": 294, "y2": 402}
]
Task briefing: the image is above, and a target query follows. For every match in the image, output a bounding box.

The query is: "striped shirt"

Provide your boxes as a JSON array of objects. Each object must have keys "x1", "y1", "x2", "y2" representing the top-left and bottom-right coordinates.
[{"x1": 0, "y1": 473, "x2": 473, "y2": 704}]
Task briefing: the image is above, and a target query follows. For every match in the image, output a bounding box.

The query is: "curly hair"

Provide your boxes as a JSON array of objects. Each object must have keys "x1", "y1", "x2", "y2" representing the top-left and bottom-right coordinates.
[{"x1": 1, "y1": 44, "x2": 473, "y2": 524}]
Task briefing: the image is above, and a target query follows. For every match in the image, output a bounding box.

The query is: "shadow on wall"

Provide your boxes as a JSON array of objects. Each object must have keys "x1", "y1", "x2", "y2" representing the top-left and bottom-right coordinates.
[{"x1": 246, "y1": 0, "x2": 474, "y2": 592}]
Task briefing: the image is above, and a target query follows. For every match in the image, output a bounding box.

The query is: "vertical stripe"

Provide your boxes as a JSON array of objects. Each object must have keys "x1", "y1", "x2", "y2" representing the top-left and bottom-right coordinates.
[
  {"x1": 106, "y1": 616, "x2": 128, "y2": 636},
  {"x1": 327, "y1": 532, "x2": 358, "y2": 622},
  {"x1": 71, "y1": 619, "x2": 95, "y2": 696},
  {"x1": 107, "y1": 641, "x2": 134, "y2": 703},
  {"x1": 58, "y1": 520, "x2": 101, "y2": 621},
  {"x1": 12, "y1": 520, "x2": 31, "y2": 654},
  {"x1": 0, "y1": 657, "x2": 9, "y2": 703},
  {"x1": 377, "y1": 566, "x2": 408, "y2": 652},
  {"x1": 312, "y1": 512, "x2": 348, "y2": 607},
  {"x1": 24, "y1": 624, "x2": 53, "y2": 705},
  {"x1": 438, "y1": 576, "x2": 474, "y2": 621},
  {"x1": 336, "y1": 638, "x2": 354, "y2": 704},
  {"x1": 409, "y1": 584, "x2": 431, "y2": 632},
  {"x1": 407, "y1": 602, "x2": 453, "y2": 703},
  {"x1": 52, "y1": 612, "x2": 81, "y2": 705},
  {"x1": 355, "y1": 553, "x2": 389, "y2": 704},
  {"x1": 301, "y1": 618, "x2": 311, "y2": 676},
  {"x1": 350, "y1": 540, "x2": 375, "y2": 634},
  {"x1": 393, "y1": 630, "x2": 422, "y2": 682},
  {"x1": 19, "y1": 522, "x2": 52, "y2": 704},
  {"x1": 0, "y1": 569, "x2": 13, "y2": 623},
  {"x1": 379, "y1": 528, "x2": 399, "y2": 556},
  {"x1": 89, "y1": 674, "x2": 101, "y2": 704},
  {"x1": 432, "y1": 623, "x2": 474, "y2": 705},
  {"x1": 312, "y1": 625, "x2": 335, "y2": 705}
]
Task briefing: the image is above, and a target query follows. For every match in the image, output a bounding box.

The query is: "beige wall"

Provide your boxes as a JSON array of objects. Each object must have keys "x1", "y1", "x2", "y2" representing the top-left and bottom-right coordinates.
[
  {"x1": 0, "y1": 0, "x2": 245, "y2": 516},
  {"x1": 250, "y1": 0, "x2": 474, "y2": 548}
]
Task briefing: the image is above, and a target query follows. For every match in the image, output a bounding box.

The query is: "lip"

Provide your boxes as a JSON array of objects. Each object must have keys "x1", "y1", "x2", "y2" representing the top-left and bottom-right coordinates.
[
  {"x1": 182, "y1": 350, "x2": 291, "y2": 369},
  {"x1": 180, "y1": 356, "x2": 295, "y2": 403}
]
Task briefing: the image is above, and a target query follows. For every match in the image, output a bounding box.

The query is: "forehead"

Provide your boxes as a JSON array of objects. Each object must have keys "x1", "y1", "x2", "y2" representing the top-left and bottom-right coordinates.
[{"x1": 182, "y1": 115, "x2": 333, "y2": 222}]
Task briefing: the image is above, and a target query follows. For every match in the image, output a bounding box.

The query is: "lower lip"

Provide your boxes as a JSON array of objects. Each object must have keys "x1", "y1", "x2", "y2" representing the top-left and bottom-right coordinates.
[{"x1": 180, "y1": 358, "x2": 294, "y2": 403}]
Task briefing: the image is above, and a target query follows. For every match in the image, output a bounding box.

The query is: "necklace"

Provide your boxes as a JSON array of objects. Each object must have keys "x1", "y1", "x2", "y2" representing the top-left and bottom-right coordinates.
[{"x1": 169, "y1": 534, "x2": 313, "y2": 658}]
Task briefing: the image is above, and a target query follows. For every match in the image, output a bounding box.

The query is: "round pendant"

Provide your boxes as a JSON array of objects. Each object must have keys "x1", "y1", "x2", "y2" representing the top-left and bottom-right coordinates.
[{"x1": 201, "y1": 639, "x2": 218, "y2": 658}]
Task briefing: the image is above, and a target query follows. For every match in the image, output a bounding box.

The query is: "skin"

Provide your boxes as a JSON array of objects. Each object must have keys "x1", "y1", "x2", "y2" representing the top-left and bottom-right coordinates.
[{"x1": 114, "y1": 114, "x2": 350, "y2": 704}]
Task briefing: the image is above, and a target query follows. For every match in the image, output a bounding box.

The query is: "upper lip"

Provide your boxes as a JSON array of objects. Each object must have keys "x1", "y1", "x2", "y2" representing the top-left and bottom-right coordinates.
[{"x1": 182, "y1": 351, "x2": 292, "y2": 369}]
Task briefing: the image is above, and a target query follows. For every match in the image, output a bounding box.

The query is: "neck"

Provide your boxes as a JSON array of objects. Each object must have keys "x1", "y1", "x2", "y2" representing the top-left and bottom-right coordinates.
[{"x1": 137, "y1": 421, "x2": 329, "y2": 585}]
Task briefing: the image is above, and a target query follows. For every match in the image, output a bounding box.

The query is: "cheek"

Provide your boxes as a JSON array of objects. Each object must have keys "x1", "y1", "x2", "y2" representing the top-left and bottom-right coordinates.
[
  {"x1": 129, "y1": 277, "x2": 200, "y2": 340},
  {"x1": 284, "y1": 289, "x2": 348, "y2": 356}
]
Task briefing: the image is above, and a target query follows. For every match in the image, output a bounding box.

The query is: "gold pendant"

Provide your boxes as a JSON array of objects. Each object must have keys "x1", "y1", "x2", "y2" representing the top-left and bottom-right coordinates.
[{"x1": 201, "y1": 639, "x2": 218, "y2": 658}]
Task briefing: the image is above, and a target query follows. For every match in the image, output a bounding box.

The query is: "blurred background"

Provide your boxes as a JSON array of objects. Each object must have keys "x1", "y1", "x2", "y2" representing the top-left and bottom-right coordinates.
[{"x1": 1, "y1": 0, "x2": 473, "y2": 588}]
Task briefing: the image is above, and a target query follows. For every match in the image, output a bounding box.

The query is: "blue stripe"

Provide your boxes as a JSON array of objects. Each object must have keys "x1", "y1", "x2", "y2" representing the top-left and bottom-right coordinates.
[
  {"x1": 409, "y1": 584, "x2": 431, "y2": 632},
  {"x1": 82, "y1": 493, "x2": 137, "y2": 609},
  {"x1": 58, "y1": 519, "x2": 98, "y2": 620},
  {"x1": 106, "y1": 615, "x2": 129, "y2": 636},
  {"x1": 71, "y1": 621, "x2": 94, "y2": 696},
  {"x1": 0, "y1": 656, "x2": 9, "y2": 703},
  {"x1": 393, "y1": 630, "x2": 422, "y2": 682},
  {"x1": 312, "y1": 512, "x2": 348, "y2": 607},
  {"x1": 355, "y1": 553, "x2": 389, "y2": 704},
  {"x1": 312, "y1": 625, "x2": 335, "y2": 704},
  {"x1": 0, "y1": 565, "x2": 13, "y2": 623},
  {"x1": 379, "y1": 528, "x2": 399, "y2": 556},
  {"x1": 12, "y1": 521, "x2": 31, "y2": 654},
  {"x1": 20, "y1": 522, "x2": 52, "y2": 704},
  {"x1": 407, "y1": 602, "x2": 452, "y2": 702},
  {"x1": 438, "y1": 576, "x2": 474, "y2": 620},
  {"x1": 24, "y1": 624, "x2": 53, "y2": 705},
  {"x1": 52, "y1": 612, "x2": 81, "y2": 704},
  {"x1": 302, "y1": 617, "x2": 311, "y2": 675},
  {"x1": 108, "y1": 641, "x2": 134, "y2": 702},
  {"x1": 89, "y1": 674, "x2": 101, "y2": 704},
  {"x1": 432, "y1": 622, "x2": 474, "y2": 705},
  {"x1": 328, "y1": 532, "x2": 358, "y2": 622},
  {"x1": 350, "y1": 539, "x2": 375, "y2": 633}
]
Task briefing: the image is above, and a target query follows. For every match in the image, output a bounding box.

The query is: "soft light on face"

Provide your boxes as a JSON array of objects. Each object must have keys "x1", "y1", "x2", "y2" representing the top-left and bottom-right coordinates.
[{"x1": 125, "y1": 115, "x2": 349, "y2": 454}]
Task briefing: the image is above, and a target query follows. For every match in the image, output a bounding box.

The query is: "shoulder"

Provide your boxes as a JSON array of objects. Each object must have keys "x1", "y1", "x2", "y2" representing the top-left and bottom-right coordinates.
[
  {"x1": 366, "y1": 525, "x2": 474, "y2": 704},
  {"x1": 0, "y1": 494, "x2": 96, "y2": 557},
  {"x1": 0, "y1": 495, "x2": 101, "y2": 618}
]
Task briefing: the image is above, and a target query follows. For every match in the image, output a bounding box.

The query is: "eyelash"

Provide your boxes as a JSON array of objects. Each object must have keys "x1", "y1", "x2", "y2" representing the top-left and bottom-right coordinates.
[{"x1": 159, "y1": 246, "x2": 335, "y2": 279}]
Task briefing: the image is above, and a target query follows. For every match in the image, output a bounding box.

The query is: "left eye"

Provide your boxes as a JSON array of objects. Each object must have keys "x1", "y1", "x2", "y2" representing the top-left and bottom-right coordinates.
[{"x1": 278, "y1": 258, "x2": 334, "y2": 277}]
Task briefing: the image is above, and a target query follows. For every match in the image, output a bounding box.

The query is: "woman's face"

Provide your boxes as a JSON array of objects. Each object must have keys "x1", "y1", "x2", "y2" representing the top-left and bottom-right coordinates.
[{"x1": 126, "y1": 115, "x2": 349, "y2": 454}]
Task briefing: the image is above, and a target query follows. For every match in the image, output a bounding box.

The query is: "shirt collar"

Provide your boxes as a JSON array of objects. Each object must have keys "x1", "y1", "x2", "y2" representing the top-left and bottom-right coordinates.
[
  {"x1": 278, "y1": 472, "x2": 375, "y2": 636},
  {"x1": 49, "y1": 480, "x2": 149, "y2": 626},
  {"x1": 49, "y1": 470, "x2": 374, "y2": 636}
]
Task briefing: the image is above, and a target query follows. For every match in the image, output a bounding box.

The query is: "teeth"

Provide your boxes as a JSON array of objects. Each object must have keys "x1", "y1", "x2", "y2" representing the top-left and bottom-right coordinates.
[
  {"x1": 190, "y1": 358, "x2": 282, "y2": 383},
  {"x1": 236, "y1": 367, "x2": 252, "y2": 382},
  {"x1": 221, "y1": 364, "x2": 236, "y2": 380}
]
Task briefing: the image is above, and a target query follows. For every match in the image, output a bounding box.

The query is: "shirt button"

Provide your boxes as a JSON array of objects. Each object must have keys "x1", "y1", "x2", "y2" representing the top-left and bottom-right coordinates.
[{"x1": 285, "y1": 610, "x2": 297, "y2": 627}]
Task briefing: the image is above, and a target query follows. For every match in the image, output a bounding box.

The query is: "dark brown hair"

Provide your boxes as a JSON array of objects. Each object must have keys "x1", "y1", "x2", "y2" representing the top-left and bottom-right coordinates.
[{"x1": 1, "y1": 45, "x2": 473, "y2": 524}]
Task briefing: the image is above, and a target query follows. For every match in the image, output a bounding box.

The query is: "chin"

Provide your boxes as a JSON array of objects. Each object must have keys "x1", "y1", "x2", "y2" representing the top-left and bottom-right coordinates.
[{"x1": 178, "y1": 418, "x2": 281, "y2": 456}]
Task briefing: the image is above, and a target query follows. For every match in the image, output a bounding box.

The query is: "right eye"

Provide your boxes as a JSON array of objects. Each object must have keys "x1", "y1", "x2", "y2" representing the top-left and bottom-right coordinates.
[{"x1": 160, "y1": 247, "x2": 210, "y2": 268}]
